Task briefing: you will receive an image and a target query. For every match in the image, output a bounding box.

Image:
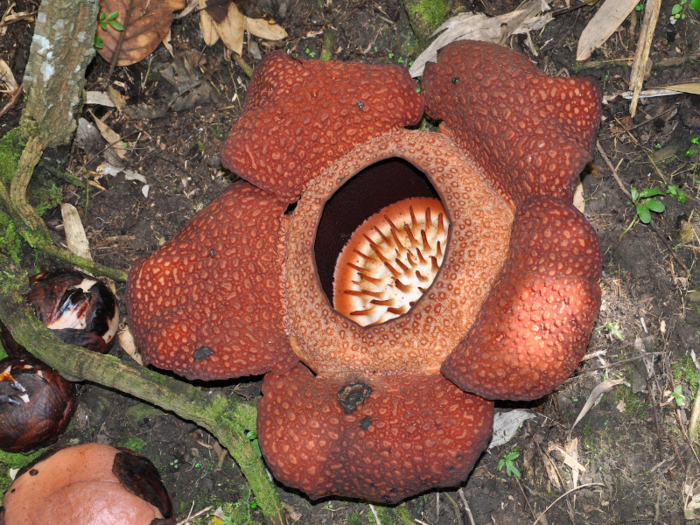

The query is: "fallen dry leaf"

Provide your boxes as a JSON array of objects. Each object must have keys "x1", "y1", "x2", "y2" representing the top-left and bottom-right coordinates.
[
  {"x1": 245, "y1": 15, "x2": 287, "y2": 40},
  {"x1": 96, "y1": 0, "x2": 187, "y2": 66},
  {"x1": 90, "y1": 110, "x2": 128, "y2": 159},
  {"x1": 107, "y1": 85, "x2": 127, "y2": 110},
  {"x1": 658, "y1": 82, "x2": 700, "y2": 95},
  {"x1": 549, "y1": 443, "x2": 586, "y2": 473},
  {"x1": 576, "y1": 0, "x2": 638, "y2": 61},
  {"x1": 60, "y1": 203, "x2": 92, "y2": 261},
  {"x1": 86, "y1": 91, "x2": 116, "y2": 107},
  {"x1": 571, "y1": 379, "x2": 626, "y2": 431},
  {"x1": 199, "y1": 0, "x2": 221, "y2": 45},
  {"x1": 199, "y1": 0, "x2": 286, "y2": 53},
  {"x1": 118, "y1": 325, "x2": 143, "y2": 365},
  {"x1": 489, "y1": 410, "x2": 536, "y2": 449},
  {"x1": 0, "y1": 58, "x2": 18, "y2": 92},
  {"x1": 211, "y1": 0, "x2": 245, "y2": 55},
  {"x1": 409, "y1": 0, "x2": 551, "y2": 78}
]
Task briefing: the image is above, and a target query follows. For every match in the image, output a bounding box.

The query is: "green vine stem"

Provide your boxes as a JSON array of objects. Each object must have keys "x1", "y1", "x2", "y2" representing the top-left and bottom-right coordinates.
[{"x1": 0, "y1": 253, "x2": 286, "y2": 525}]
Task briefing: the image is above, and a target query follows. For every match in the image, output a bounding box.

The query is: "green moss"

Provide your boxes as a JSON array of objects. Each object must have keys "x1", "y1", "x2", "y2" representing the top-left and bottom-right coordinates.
[
  {"x1": 0, "y1": 128, "x2": 23, "y2": 188},
  {"x1": 673, "y1": 355, "x2": 700, "y2": 402},
  {"x1": 0, "y1": 212, "x2": 22, "y2": 264},
  {"x1": 0, "y1": 448, "x2": 43, "y2": 470},
  {"x1": 408, "y1": 0, "x2": 448, "y2": 31},
  {"x1": 216, "y1": 490, "x2": 263, "y2": 525},
  {"x1": 125, "y1": 402, "x2": 165, "y2": 422},
  {"x1": 117, "y1": 436, "x2": 148, "y2": 453},
  {"x1": 32, "y1": 178, "x2": 62, "y2": 217}
]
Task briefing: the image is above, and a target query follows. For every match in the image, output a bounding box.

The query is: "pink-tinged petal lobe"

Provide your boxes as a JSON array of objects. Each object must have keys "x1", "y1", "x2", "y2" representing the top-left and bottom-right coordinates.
[
  {"x1": 126, "y1": 182, "x2": 298, "y2": 381},
  {"x1": 442, "y1": 196, "x2": 602, "y2": 400},
  {"x1": 222, "y1": 51, "x2": 425, "y2": 203},
  {"x1": 258, "y1": 366, "x2": 494, "y2": 503},
  {"x1": 422, "y1": 41, "x2": 602, "y2": 208}
]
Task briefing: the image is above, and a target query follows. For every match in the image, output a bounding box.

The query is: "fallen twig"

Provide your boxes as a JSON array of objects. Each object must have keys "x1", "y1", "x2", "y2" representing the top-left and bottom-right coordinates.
[
  {"x1": 369, "y1": 504, "x2": 382, "y2": 525},
  {"x1": 0, "y1": 83, "x2": 22, "y2": 119},
  {"x1": 629, "y1": 0, "x2": 662, "y2": 116},
  {"x1": 531, "y1": 484, "x2": 605, "y2": 525},
  {"x1": 444, "y1": 493, "x2": 464, "y2": 525},
  {"x1": 458, "y1": 488, "x2": 476, "y2": 525},
  {"x1": 176, "y1": 505, "x2": 212, "y2": 525}
]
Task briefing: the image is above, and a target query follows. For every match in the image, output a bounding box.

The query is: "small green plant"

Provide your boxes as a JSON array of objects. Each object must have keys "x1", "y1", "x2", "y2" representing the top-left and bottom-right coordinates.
[
  {"x1": 673, "y1": 355, "x2": 699, "y2": 402},
  {"x1": 673, "y1": 0, "x2": 700, "y2": 18},
  {"x1": 246, "y1": 430, "x2": 262, "y2": 458},
  {"x1": 498, "y1": 450, "x2": 521, "y2": 478},
  {"x1": 666, "y1": 184, "x2": 687, "y2": 203},
  {"x1": 94, "y1": 11, "x2": 123, "y2": 49},
  {"x1": 668, "y1": 385, "x2": 686, "y2": 407},
  {"x1": 630, "y1": 187, "x2": 665, "y2": 224},
  {"x1": 605, "y1": 321, "x2": 624, "y2": 341}
]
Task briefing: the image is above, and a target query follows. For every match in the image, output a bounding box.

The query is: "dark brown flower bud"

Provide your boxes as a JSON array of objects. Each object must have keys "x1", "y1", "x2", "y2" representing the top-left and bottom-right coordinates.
[
  {"x1": 26, "y1": 269, "x2": 119, "y2": 354},
  {"x1": 0, "y1": 355, "x2": 75, "y2": 453}
]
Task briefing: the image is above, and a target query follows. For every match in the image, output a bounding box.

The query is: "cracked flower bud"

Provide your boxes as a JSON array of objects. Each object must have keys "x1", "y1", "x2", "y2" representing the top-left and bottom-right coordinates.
[
  {"x1": 0, "y1": 443, "x2": 175, "y2": 525},
  {"x1": 0, "y1": 355, "x2": 76, "y2": 453},
  {"x1": 25, "y1": 269, "x2": 119, "y2": 354}
]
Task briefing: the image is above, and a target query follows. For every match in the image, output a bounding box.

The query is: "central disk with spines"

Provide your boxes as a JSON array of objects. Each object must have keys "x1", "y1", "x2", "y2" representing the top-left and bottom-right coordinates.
[{"x1": 333, "y1": 197, "x2": 450, "y2": 326}]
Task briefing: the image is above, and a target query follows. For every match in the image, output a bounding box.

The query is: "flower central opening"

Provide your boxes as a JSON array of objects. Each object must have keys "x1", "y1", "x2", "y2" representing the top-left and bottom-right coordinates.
[
  {"x1": 313, "y1": 157, "x2": 447, "y2": 327},
  {"x1": 333, "y1": 198, "x2": 450, "y2": 326}
]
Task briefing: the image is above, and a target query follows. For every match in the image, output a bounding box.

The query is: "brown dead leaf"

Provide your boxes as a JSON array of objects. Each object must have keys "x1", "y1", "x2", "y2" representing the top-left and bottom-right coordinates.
[
  {"x1": 199, "y1": 0, "x2": 220, "y2": 45},
  {"x1": 245, "y1": 15, "x2": 286, "y2": 40},
  {"x1": 89, "y1": 110, "x2": 128, "y2": 159},
  {"x1": 0, "y1": 59, "x2": 18, "y2": 92},
  {"x1": 118, "y1": 325, "x2": 143, "y2": 365},
  {"x1": 107, "y1": 85, "x2": 127, "y2": 110},
  {"x1": 96, "y1": 0, "x2": 187, "y2": 66},
  {"x1": 60, "y1": 203, "x2": 92, "y2": 261},
  {"x1": 570, "y1": 379, "x2": 626, "y2": 432},
  {"x1": 576, "y1": 0, "x2": 638, "y2": 61},
  {"x1": 211, "y1": 1, "x2": 245, "y2": 55},
  {"x1": 659, "y1": 83, "x2": 700, "y2": 95}
]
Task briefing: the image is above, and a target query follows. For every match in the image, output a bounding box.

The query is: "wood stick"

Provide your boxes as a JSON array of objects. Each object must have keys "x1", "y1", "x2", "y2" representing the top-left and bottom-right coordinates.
[{"x1": 629, "y1": 0, "x2": 662, "y2": 116}]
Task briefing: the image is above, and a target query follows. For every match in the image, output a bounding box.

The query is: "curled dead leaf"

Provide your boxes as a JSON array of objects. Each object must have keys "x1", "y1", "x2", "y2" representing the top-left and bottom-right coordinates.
[
  {"x1": 245, "y1": 16, "x2": 286, "y2": 40},
  {"x1": 96, "y1": 0, "x2": 187, "y2": 66}
]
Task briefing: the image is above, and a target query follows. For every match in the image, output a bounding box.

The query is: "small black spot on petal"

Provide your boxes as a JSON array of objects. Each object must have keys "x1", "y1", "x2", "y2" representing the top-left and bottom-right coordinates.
[
  {"x1": 360, "y1": 416, "x2": 372, "y2": 430},
  {"x1": 29, "y1": 469, "x2": 38, "y2": 476},
  {"x1": 193, "y1": 346, "x2": 214, "y2": 361},
  {"x1": 337, "y1": 381, "x2": 372, "y2": 414}
]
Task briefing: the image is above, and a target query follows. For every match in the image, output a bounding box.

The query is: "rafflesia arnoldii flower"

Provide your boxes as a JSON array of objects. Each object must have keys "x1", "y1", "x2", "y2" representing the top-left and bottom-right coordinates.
[{"x1": 126, "y1": 41, "x2": 603, "y2": 503}]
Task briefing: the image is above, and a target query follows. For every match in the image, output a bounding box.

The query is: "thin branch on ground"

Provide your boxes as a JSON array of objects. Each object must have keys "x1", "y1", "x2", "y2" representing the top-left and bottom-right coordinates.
[
  {"x1": 628, "y1": 0, "x2": 662, "y2": 116},
  {"x1": 457, "y1": 488, "x2": 476, "y2": 525},
  {"x1": 531, "y1": 484, "x2": 605, "y2": 525},
  {"x1": 444, "y1": 493, "x2": 464, "y2": 525}
]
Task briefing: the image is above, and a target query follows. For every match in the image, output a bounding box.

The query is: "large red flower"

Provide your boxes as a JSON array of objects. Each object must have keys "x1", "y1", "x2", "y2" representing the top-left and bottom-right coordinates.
[{"x1": 126, "y1": 41, "x2": 603, "y2": 503}]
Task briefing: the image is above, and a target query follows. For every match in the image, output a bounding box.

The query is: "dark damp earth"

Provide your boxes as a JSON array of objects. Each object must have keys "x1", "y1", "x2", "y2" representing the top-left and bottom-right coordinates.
[{"x1": 1, "y1": 0, "x2": 700, "y2": 523}]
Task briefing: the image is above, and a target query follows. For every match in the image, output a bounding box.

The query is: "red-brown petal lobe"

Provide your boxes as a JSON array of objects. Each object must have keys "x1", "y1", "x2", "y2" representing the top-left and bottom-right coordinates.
[
  {"x1": 221, "y1": 51, "x2": 425, "y2": 203},
  {"x1": 422, "y1": 41, "x2": 602, "y2": 208},
  {"x1": 442, "y1": 195, "x2": 602, "y2": 401},
  {"x1": 126, "y1": 182, "x2": 298, "y2": 381},
  {"x1": 258, "y1": 366, "x2": 494, "y2": 503}
]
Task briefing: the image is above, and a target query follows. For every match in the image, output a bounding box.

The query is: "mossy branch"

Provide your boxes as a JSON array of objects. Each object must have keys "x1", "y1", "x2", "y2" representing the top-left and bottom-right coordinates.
[
  {"x1": 0, "y1": 0, "x2": 128, "y2": 282},
  {"x1": 0, "y1": 252, "x2": 286, "y2": 525}
]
